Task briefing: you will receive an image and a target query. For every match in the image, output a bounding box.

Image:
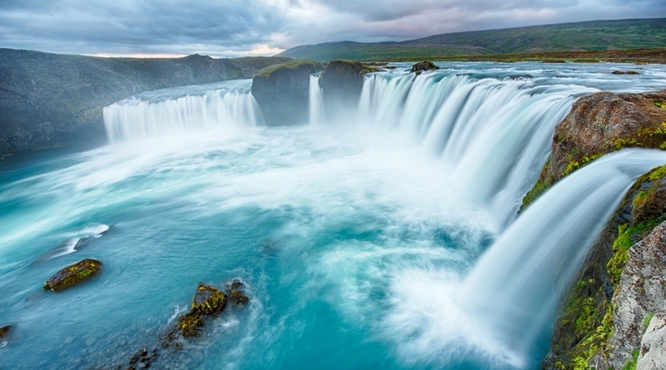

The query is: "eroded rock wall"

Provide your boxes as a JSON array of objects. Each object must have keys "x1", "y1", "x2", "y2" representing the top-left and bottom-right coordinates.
[{"x1": 533, "y1": 90, "x2": 666, "y2": 369}]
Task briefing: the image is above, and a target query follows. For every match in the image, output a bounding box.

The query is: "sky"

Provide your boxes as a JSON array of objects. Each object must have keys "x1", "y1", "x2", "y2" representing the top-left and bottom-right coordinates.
[{"x1": 0, "y1": 0, "x2": 664, "y2": 58}]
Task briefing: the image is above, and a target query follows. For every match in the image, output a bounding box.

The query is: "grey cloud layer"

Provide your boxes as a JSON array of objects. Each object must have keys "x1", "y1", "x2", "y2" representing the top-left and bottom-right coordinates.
[{"x1": 0, "y1": 0, "x2": 664, "y2": 56}]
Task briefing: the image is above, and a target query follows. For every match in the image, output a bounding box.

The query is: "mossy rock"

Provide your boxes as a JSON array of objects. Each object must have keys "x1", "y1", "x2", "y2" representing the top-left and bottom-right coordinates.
[
  {"x1": 253, "y1": 60, "x2": 322, "y2": 79},
  {"x1": 522, "y1": 89, "x2": 666, "y2": 210},
  {"x1": 176, "y1": 312, "x2": 204, "y2": 338},
  {"x1": 192, "y1": 283, "x2": 227, "y2": 316},
  {"x1": 43, "y1": 258, "x2": 102, "y2": 292}
]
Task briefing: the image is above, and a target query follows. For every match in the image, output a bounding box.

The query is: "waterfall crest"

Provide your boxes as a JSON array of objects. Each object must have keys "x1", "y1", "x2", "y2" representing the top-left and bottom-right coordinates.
[
  {"x1": 103, "y1": 81, "x2": 264, "y2": 143},
  {"x1": 354, "y1": 73, "x2": 596, "y2": 228}
]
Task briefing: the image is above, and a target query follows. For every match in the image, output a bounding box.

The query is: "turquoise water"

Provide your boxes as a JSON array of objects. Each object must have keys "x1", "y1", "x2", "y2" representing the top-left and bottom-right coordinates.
[
  {"x1": 0, "y1": 127, "x2": 497, "y2": 369},
  {"x1": 2, "y1": 62, "x2": 666, "y2": 369}
]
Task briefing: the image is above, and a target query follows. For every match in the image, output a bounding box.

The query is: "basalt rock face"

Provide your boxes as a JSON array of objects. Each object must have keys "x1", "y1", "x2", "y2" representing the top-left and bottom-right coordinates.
[
  {"x1": 0, "y1": 48, "x2": 290, "y2": 158},
  {"x1": 251, "y1": 60, "x2": 322, "y2": 126},
  {"x1": 530, "y1": 90, "x2": 666, "y2": 369},
  {"x1": 318, "y1": 60, "x2": 377, "y2": 121}
]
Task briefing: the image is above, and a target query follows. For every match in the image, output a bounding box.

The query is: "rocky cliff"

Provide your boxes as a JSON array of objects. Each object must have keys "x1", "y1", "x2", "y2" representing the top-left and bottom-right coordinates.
[
  {"x1": 526, "y1": 90, "x2": 666, "y2": 369},
  {"x1": 0, "y1": 48, "x2": 290, "y2": 159},
  {"x1": 251, "y1": 60, "x2": 322, "y2": 126},
  {"x1": 318, "y1": 60, "x2": 377, "y2": 121}
]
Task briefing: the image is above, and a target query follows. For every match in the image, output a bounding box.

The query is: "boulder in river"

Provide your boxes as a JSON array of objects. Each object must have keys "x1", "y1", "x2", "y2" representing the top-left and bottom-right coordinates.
[
  {"x1": 410, "y1": 60, "x2": 439, "y2": 75},
  {"x1": 226, "y1": 279, "x2": 250, "y2": 306},
  {"x1": 191, "y1": 282, "x2": 228, "y2": 316},
  {"x1": 0, "y1": 325, "x2": 11, "y2": 339},
  {"x1": 43, "y1": 258, "x2": 103, "y2": 292}
]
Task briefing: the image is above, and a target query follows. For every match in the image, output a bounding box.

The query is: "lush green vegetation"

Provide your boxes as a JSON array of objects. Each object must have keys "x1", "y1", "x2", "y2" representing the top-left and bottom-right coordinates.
[
  {"x1": 279, "y1": 19, "x2": 666, "y2": 62},
  {"x1": 254, "y1": 60, "x2": 322, "y2": 79}
]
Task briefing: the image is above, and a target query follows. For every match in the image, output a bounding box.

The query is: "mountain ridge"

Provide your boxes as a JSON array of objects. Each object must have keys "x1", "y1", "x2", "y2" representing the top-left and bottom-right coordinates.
[{"x1": 278, "y1": 18, "x2": 666, "y2": 61}]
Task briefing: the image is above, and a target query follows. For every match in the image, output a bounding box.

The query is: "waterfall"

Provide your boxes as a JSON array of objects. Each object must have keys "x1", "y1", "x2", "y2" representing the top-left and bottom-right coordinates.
[
  {"x1": 457, "y1": 149, "x2": 666, "y2": 362},
  {"x1": 102, "y1": 71, "x2": 598, "y2": 229},
  {"x1": 356, "y1": 73, "x2": 596, "y2": 229},
  {"x1": 309, "y1": 74, "x2": 325, "y2": 125},
  {"x1": 103, "y1": 84, "x2": 264, "y2": 143}
]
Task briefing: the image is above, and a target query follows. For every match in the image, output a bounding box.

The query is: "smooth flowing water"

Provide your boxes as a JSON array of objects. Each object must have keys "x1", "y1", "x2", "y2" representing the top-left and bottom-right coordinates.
[{"x1": 2, "y1": 62, "x2": 666, "y2": 369}]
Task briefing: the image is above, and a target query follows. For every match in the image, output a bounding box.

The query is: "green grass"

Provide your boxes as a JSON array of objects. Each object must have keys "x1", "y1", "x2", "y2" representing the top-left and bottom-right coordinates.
[{"x1": 279, "y1": 18, "x2": 666, "y2": 61}]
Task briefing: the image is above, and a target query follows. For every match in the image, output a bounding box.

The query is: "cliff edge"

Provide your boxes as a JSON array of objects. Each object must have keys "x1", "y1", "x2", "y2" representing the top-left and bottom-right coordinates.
[
  {"x1": 523, "y1": 90, "x2": 666, "y2": 369},
  {"x1": 0, "y1": 48, "x2": 289, "y2": 159}
]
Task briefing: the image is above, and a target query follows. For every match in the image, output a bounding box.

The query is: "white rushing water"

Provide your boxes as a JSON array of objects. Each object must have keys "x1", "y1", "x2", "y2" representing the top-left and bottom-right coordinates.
[{"x1": 103, "y1": 82, "x2": 264, "y2": 142}]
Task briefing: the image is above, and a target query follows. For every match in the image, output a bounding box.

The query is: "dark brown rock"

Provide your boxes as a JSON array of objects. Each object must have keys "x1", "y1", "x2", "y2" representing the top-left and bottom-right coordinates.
[
  {"x1": 612, "y1": 70, "x2": 640, "y2": 75},
  {"x1": 0, "y1": 325, "x2": 11, "y2": 340},
  {"x1": 43, "y1": 258, "x2": 102, "y2": 292},
  {"x1": 410, "y1": 60, "x2": 440, "y2": 75}
]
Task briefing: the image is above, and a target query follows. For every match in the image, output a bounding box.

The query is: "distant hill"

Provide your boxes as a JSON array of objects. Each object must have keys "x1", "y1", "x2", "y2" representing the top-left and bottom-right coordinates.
[
  {"x1": 0, "y1": 49, "x2": 289, "y2": 158},
  {"x1": 278, "y1": 18, "x2": 666, "y2": 61}
]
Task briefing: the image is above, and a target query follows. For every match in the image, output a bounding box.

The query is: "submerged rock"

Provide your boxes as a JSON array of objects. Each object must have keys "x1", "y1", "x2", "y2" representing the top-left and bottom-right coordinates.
[
  {"x1": 226, "y1": 279, "x2": 250, "y2": 306},
  {"x1": 43, "y1": 258, "x2": 102, "y2": 292},
  {"x1": 127, "y1": 347, "x2": 159, "y2": 370},
  {"x1": 410, "y1": 60, "x2": 439, "y2": 75},
  {"x1": 251, "y1": 60, "x2": 322, "y2": 126},
  {"x1": 612, "y1": 70, "x2": 640, "y2": 75}
]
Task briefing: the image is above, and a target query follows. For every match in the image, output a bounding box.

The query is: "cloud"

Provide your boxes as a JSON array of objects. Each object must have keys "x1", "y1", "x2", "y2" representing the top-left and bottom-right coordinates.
[{"x1": 0, "y1": 0, "x2": 664, "y2": 57}]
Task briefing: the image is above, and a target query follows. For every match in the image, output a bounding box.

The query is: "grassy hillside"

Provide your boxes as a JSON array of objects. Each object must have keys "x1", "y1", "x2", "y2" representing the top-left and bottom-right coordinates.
[{"x1": 279, "y1": 18, "x2": 666, "y2": 61}]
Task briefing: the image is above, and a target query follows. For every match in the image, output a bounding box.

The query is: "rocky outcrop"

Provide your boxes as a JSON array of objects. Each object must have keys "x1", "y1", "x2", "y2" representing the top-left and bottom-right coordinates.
[
  {"x1": 173, "y1": 283, "x2": 228, "y2": 338},
  {"x1": 410, "y1": 60, "x2": 439, "y2": 75},
  {"x1": 588, "y1": 221, "x2": 666, "y2": 369},
  {"x1": 251, "y1": 60, "x2": 322, "y2": 126},
  {"x1": 0, "y1": 325, "x2": 11, "y2": 340},
  {"x1": 523, "y1": 90, "x2": 666, "y2": 208},
  {"x1": 227, "y1": 279, "x2": 250, "y2": 306},
  {"x1": 638, "y1": 314, "x2": 666, "y2": 369},
  {"x1": 43, "y1": 258, "x2": 102, "y2": 292},
  {"x1": 318, "y1": 60, "x2": 378, "y2": 121},
  {"x1": 530, "y1": 90, "x2": 666, "y2": 369},
  {"x1": 116, "y1": 279, "x2": 249, "y2": 368},
  {"x1": 0, "y1": 48, "x2": 290, "y2": 158}
]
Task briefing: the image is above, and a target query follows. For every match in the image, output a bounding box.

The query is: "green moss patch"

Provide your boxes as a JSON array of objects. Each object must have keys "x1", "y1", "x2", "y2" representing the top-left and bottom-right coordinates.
[
  {"x1": 254, "y1": 60, "x2": 322, "y2": 79},
  {"x1": 43, "y1": 258, "x2": 102, "y2": 292},
  {"x1": 192, "y1": 283, "x2": 227, "y2": 316}
]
